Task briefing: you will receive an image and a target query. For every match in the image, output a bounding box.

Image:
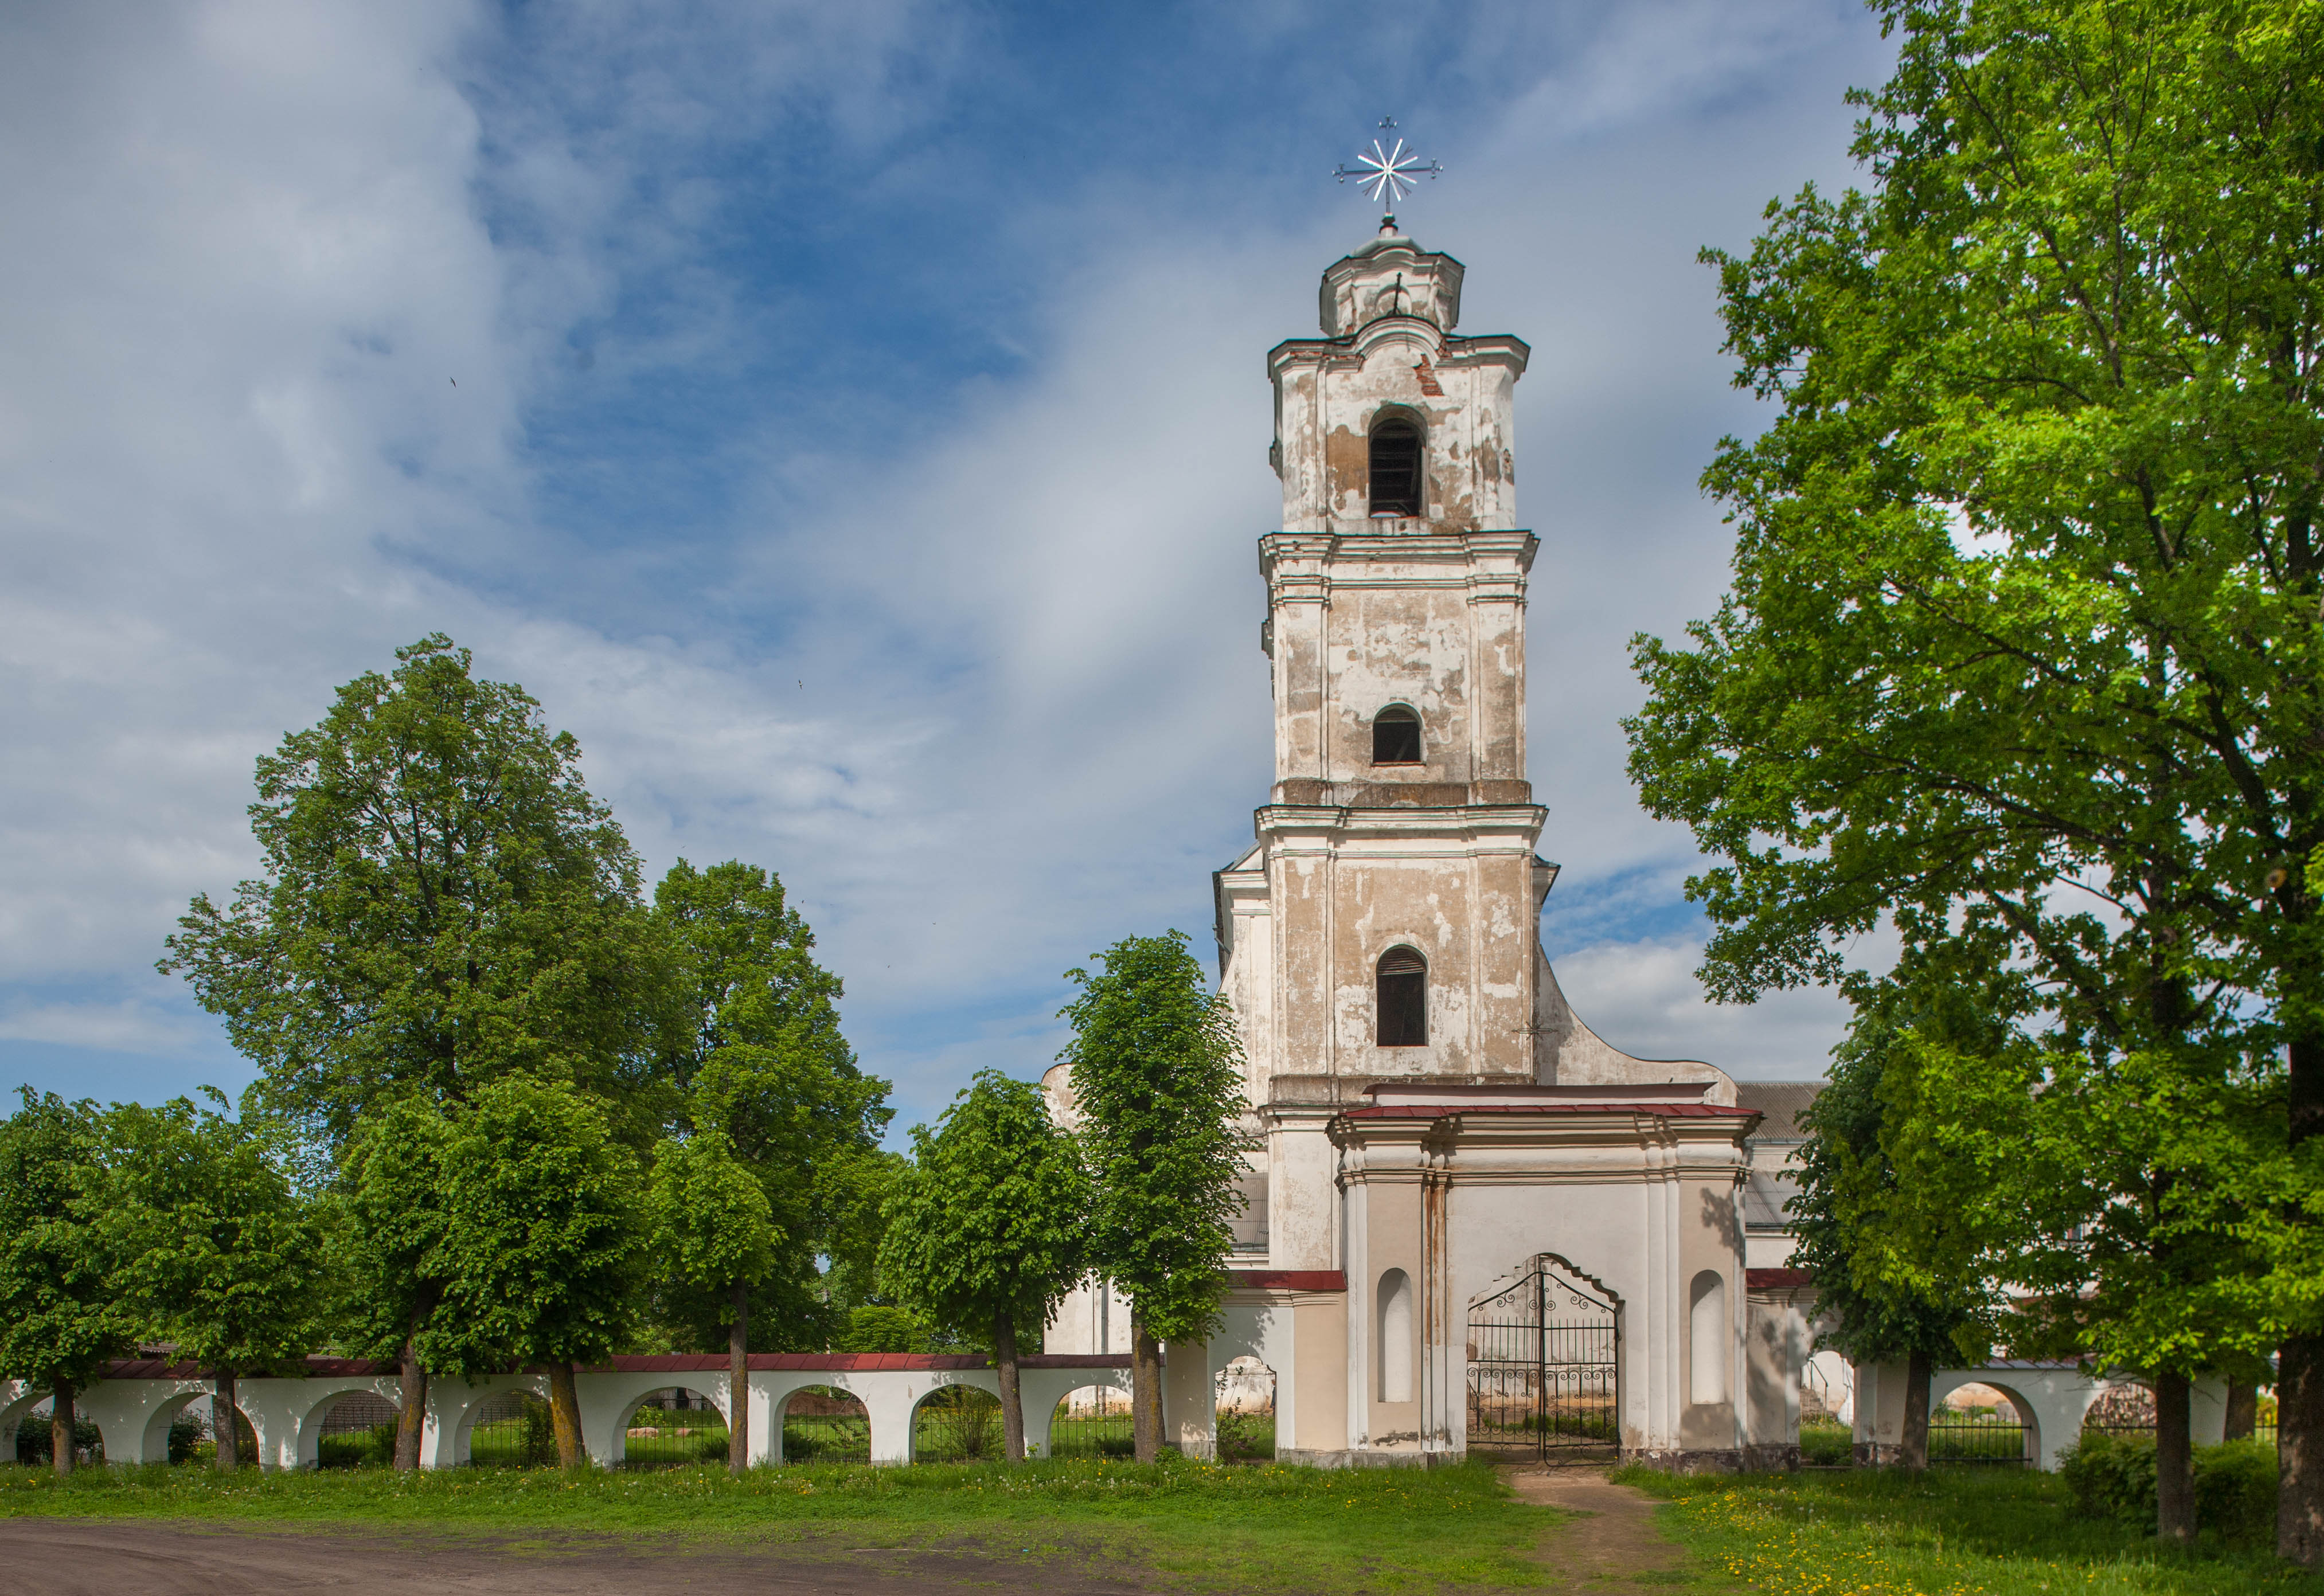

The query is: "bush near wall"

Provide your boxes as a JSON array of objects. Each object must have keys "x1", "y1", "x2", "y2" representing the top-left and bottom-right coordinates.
[{"x1": 2057, "y1": 1433, "x2": 2276, "y2": 1543}]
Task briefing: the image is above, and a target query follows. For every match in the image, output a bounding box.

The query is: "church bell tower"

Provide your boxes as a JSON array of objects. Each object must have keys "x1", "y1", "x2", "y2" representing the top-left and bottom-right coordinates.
[{"x1": 1216, "y1": 218, "x2": 1544, "y2": 1103}]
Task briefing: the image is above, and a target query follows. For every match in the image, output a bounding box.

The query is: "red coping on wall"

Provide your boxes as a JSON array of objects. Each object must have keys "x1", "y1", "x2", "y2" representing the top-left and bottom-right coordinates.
[
  {"x1": 1225, "y1": 1270, "x2": 1347, "y2": 1292},
  {"x1": 1338, "y1": 1102, "x2": 1750, "y2": 1118},
  {"x1": 1744, "y1": 1269, "x2": 1813, "y2": 1290},
  {"x1": 103, "y1": 1351, "x2": 1136, "y2": 1379}
]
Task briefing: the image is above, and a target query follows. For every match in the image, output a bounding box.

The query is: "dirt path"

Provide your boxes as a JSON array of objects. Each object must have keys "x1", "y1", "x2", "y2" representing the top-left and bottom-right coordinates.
[
  {"x1": 0, "y1": 1519, "x2": 1147, "y2": 1596},
  {"x1": 1502, "y1": 1464, "x2": 1690, "y2": 1587}
]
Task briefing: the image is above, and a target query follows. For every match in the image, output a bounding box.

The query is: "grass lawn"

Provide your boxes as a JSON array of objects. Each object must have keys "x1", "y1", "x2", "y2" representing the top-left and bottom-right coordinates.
[
  {"x1": 0, "y1": 1456, "x2": 1558, "y2": 1593},
  {"x1": 1622, "y1": 1464, "x2": 2324, "y2": 1595}
]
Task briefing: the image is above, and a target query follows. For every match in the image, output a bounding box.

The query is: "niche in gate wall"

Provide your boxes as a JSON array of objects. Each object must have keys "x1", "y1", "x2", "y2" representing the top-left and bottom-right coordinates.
[
  {"x1": 1378, "y1": 1268, "x2": 1414, "y2": 1403},
  {"x1": 1689, "y1": 1270, "x2": 1728, "y2": 1406}
]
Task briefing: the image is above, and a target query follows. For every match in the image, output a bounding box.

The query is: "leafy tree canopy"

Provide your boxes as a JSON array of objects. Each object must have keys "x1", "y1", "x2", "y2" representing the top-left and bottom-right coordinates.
[
  {"x1": 0, "y1": 1090, "x2": 139, "y2": 1395},
  {"x1": 1059, "y1": 930, "x2": 1249, "y2": 1345},
  {"x1": 98, "y1": 1091, "x2": 321, "y2": 1377},
  {"x1": 654, "y1": 858, "x2": 889, "y2": 1344},
  {"x1": 645, "y1": 1126, "x2": 779, "y2": 1350},
  {"x1": 162, "y1": 635, "x2": 678, "y2": 1152},
  {"x1": 879, "y1": 1070, "x2": 1089, "y2": 1351}
]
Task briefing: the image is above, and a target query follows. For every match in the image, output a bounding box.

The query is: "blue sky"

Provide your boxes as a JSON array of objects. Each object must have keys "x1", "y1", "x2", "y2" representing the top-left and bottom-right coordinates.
[{"x1": 0, "y1": 1, "x2": 1899, "y2": 1138}]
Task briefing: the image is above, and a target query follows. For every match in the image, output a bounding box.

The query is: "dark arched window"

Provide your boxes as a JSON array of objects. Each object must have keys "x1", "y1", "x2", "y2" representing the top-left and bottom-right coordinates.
[
  {"x1": 1377, "y1": 946, "x2": 1427, "y2": 1047},
  {"x1": 1372, "y1": 704, "x2": 1421, "y2": 765},
  {"x1": 1368, "y1": 415, "x2": 1421, "y2": 517}
]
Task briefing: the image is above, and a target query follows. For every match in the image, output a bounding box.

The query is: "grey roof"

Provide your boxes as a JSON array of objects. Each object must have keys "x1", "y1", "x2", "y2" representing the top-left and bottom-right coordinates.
[{"x1": 1734, "y1": 1081, "x2": 1823, "y2": 1139}]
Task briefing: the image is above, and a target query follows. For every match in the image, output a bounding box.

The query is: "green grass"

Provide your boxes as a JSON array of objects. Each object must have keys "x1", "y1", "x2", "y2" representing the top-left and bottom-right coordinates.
[
  {"x1": 1620, "y1": 1462, "x2": 2324, "y2": 1595},
  {"x1": 0, "y1": 1456, "x2": 1560, "y2": 1593}
]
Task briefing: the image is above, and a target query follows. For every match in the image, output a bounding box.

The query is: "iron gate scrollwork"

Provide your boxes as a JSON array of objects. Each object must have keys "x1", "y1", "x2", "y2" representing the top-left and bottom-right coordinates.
[{"x1": 1466, "y1": 1257, "x2": 1619, "y2": 1456}]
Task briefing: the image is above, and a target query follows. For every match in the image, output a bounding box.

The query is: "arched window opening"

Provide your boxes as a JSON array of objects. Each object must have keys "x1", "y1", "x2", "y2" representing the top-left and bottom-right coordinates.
[
  {"x1": 1689, "y1": 1270, "x2": 1728, "y2": 1406},
  {"x1": 1372, "y1": 704, "x2": 1422, "y2": 765},
  {"x1": 1377, "y1": 946, "x2": 1427, "y2": 1047},
  {"x1": 1378, "y1": 1269, "x2": 1414, "y2": 1403},
  {"x1": 1368, "y1": 415, "x2": 1423, "y2": 517}
]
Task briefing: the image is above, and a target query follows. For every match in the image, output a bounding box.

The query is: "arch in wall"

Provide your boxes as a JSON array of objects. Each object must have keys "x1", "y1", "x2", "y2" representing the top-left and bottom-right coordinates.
[
  {"x1": 136, "y1": 1390, "x2": 252, "y2": 1466},
  {"x1": 609, "y1": 1381, "x2": 729, "y2": 1469},
  {"x1": 911, "y1": 1383, "x2": 1003, "y2": 1463},
  {"x1": 1048, "y1": 1383, "x2": 1134, "y2": 1460},
  {"x1": 1378, "y1": 1268, "x2": 1415, "y2": 1403},
  {"x1": 1214, "y1": 1356, "x2": 1278, "y2": 1462},
  {"x1": 1929, "y1": 1371, "x2": 2042, "y2": 1467},
  {"x1": 1688, "y1": 1270, "x2": 1728, "y2": 1406},
  {"x1": 296, "y1": 1384, "x2": 400, "y2": 1468},
  {"x1": 1372, "y1": 703, "x2": 1422, "y2": 765},
  {"x1": 454, "y1": 1386, "x2": 554, "y2": 1467},
  {"x1": 1368, "y1": 411, "x2": 1424, "y2": 517},
  {"x1": 9, "y1": 1394, "x2": 105, "y2": 1467},
  {"x1": 1376, "y1": 946, "x2": 1427, "y2": 1047},
  {"x1": 779, "y1": 1385, "x2": 870, "y2": 1464}
]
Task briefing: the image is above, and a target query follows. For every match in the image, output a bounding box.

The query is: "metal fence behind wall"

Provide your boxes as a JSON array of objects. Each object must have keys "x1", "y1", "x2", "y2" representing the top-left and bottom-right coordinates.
[
  {"x1": 780, "y1": 1386, "x2": 870, "y2": 1463},
  {"x1": 466, "y1": 1390, "x2": 554, "y2": 1467},
  {"x1": 1929, "y1": 1406, "x2": 2032, "y2": 1465},
  {"x1": 1048, "y1": 1386, "x2": 1132, "y2": 1460},
  {"x1": 315, "y1": 1392, "x2": 399, "y2": 1468},
  {"x1": 621, "y1": 1387, "x2": 727, "y2": 1469}
]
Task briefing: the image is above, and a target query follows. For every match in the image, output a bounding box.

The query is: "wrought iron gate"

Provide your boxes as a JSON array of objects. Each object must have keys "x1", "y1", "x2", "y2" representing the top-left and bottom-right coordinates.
[{"x1": 1466, "y1": 1257, "x2": 1620, "y2": 1457}]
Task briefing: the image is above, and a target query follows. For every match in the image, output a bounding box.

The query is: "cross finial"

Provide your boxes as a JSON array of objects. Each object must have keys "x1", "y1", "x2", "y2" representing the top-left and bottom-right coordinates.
[{"x1": 1333, "y1": 116, "x2": 1443, "y2": 226}]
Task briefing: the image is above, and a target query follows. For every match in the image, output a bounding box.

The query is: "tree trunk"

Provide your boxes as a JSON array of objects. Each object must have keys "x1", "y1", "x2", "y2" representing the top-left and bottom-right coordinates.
[
  {"x1": 214, "y1": 1371, "x2": 240, "y2": 1472},
  {"x1": 2226, "y1": 1379, "x2": 2259, "y2": 1442},
  {"x1": 1131, "y1": 1317, "x2": 1163, "y2": 1464},
  {"x1": 2286, "y1": 1021, "x2": 2324, "y2": 1564},
  {"x1": 1899, "y1": 1348, "x2": 1931, "y2": 1472},
  {"x1": 547, "y1": 1362, "x2": 585, "y2": 1468},
  {"x1": 395, "y1": 1329, "x2": 429, "y2": 1472},
  {"x1": 993, "y1": 1309, "x2": 1026, "y2": 1462},
  {"x1": 728, "y1": 1283, "x2": 749, "y2": 1477},
  {"x1": 2157, "y1": 1367, "x2": 2195, "y2": 1543},
  {"x1": 2283, "y1": 1335, "x2": 2324, "y2": 1563},
  {"x1": 50, "y1": 1376, "x2": 75, "y2": 1478}
]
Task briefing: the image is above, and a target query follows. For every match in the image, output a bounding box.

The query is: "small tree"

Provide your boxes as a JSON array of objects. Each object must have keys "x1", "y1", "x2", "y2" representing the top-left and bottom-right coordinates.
[
  {"x1": 0, "y1": 1090, "x2": 138, "y2": 1476},
  {"x1": 655, "y1": 859, "x2": 890, "y2": 1347},
  {"x1": 431, "y1": 1075, "x2": 643, "y2": 1466},
  {"x1": 1789, "y1": 969, "x2": 2001, "y2": 1470},
  {"x1": 334, "y1": 1097, "x2": 456, "y2": 1470},
  {"x1": 1060, "y1": 932, "x2": 1249, "y2": 1462},
  {"x1": 101, "y1": 1092, "x2": 323, "y2": 1471},
  {"x1": 646, "y1": 1129, "x2": 779, "y2": 1474},
  {"x1": 878, "y1": 1071, "x2": 1089, "y2": 1461}
]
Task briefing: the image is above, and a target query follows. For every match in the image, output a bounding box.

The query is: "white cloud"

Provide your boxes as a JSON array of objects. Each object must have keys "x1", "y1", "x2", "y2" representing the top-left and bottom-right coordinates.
[{"x1": 0, "y1": 1, "x2": 1896, "y2": 1123}]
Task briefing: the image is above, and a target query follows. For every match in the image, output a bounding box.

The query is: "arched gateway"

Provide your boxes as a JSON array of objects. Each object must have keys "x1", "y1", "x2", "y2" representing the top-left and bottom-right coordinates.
[{"x1": 1467, "y1": 1257, "x2": 1619, "y2": 1458}]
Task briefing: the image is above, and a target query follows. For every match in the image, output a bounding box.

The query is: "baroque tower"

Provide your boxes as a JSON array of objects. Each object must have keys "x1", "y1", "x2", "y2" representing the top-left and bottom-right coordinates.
[{"x1": 1214, "y1": 221, "x2": 1730, "y2": 1274}]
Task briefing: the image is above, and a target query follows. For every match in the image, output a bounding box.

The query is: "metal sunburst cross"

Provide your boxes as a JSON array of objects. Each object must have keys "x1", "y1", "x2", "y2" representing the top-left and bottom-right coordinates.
[{"x1": 1333, "y1": 117, "x2": 1442, "y2": 225}]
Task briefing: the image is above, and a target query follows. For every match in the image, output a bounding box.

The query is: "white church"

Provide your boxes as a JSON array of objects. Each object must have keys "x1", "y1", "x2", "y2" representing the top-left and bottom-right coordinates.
[{"x1": 1044, "y1": 218, "x2": 1825, "y2": 1469}]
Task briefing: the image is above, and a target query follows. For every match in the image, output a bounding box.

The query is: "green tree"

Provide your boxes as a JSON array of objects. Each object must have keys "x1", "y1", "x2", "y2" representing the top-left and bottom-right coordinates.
[
  {"x1": 100, "y1": 1092, "x2": 323, "y2": 1471},
  {"x1": 654, "y1": 859, "x2": 890, "y2": 1345},
  {"x1": 646, "y1": 1128, "x2": 778, "y2": 1474},
  {"x1": 878, "y1": 1071, "x2": 1090, "y2": 1461},
  {"x1": 160, "y1": 635, "x2": 678, "y2": 1153},
  {"x1": 431, "y1": 1075, "x2": 643, "y2": 1466},
  {"x1": 1059, "y1": 931, "x2": 1249, "y2": 1462},
  {"x1": 333, "y1": 1096, "x2": 456, "y2": 1470},
  {"x1": 1789, "y1": 955, "x2": 2014, "y2": 1470},
  {"x1": 0, "y1": 1090, "x2": 137, "y2": 1475},
  {"x1": 1620, "y1": 0, "x2": 2324, "y2": 1560}
]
